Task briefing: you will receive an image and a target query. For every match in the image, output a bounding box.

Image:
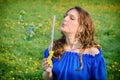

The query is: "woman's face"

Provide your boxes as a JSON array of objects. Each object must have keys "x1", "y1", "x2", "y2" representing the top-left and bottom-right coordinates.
[{"x1": 60, "y1": 9, "x2": 79, "y2": 34}]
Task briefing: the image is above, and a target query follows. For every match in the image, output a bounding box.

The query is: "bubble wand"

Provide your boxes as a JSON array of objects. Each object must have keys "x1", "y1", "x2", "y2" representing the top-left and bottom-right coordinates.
[{"x1": 47, "y1": 15, "x2": 56, "y2": 67}]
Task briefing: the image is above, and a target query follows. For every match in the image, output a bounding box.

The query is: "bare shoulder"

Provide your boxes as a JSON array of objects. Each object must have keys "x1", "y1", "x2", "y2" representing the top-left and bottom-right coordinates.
[{"x1": 83, "y1": 47, "x2": 99, "y2": 56}]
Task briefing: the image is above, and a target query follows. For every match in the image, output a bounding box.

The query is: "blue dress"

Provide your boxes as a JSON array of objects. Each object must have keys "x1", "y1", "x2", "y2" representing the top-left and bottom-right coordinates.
[{"x1": 44, "y1": 48, "x2": 107, "y2": 80}]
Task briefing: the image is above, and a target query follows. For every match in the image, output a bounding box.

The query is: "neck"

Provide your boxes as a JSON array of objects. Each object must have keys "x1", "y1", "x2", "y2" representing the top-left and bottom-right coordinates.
[{"x1": 65, "y1": 33, "x2": 81, "y2": 51}]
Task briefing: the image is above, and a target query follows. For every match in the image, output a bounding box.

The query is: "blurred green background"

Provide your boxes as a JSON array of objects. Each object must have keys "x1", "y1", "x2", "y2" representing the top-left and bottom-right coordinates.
[{"x1": 0, "y1": 0, "x2": 120, "y2": 80}]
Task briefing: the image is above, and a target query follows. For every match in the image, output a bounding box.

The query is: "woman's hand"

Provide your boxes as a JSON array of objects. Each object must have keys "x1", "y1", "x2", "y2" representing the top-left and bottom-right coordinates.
[{"x1": 42, "y1": 58, "x2": 52, "y2": 79}]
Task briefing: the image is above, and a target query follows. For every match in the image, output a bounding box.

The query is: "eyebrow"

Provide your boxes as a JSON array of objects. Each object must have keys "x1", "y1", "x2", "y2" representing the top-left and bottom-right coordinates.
[{"x1": 66, "y1": 13, "x2": 76, "y2": 18}]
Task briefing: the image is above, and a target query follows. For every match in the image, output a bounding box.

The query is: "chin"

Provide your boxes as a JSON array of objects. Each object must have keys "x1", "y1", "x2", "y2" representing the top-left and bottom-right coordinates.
[
  {"x1": 60, "y1": 27, "x2": 68, "y2": 33},
  {"x1": 61, "y1": 30, "x2": 68, "y2": 35}
]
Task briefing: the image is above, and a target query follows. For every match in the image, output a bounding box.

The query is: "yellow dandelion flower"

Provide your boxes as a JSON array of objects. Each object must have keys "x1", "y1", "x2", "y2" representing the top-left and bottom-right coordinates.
[
  {"x1": 16, "y1": 67, "x2": 18, "y2": 70},
  {"x1": 3, "y1": 30, "x2": 6, "y2": 33},
  {"x1": 10, "y1": 26, "x2": 13, "y2": 29},
  {"x1": 11, "y1": 77, "x2": 15, "y2": 80},
  {"x1": 18, "y1": 70, "x2": 22, "y2": 73},
  {"x1": 118, "y1": 69, "x2": 120, "y2": 72},
  {"x1": 26, "y1": 48, "x2": 28, "y2": 50},
  {"x1": 45, "y1": 40, "x2": 48, "y2": 43},
  {"x1": 112, "y1": 35, "x2": 116, "y2": 37},
  {"x1": 109, "y1": 25, "x2": 113, "y2": 30},
  {"x1": 18, "y1": 21, "x2": 20, "y2": 24},
  {"x1": 7, "y1": 63, "x2": 10, "y2": 66},
  {"x1": 35, "y1": 69, "x2": 38, "y2": 72},
  {"x1": 10, "y1": 71, "x2": 13, "y2": 74},
  {"x1": 42, "y1": 32, "x2": 46, "y2": 36},
  {"x1": 19, "y1": 58, "x2": 22, "y2": 62},
  {"x1": 11, "y1": 60, "x2": 15, "y2": 63},
  {"x1": 34, "y1": 62, "x2": 38, "y2": 66},
  {"x1": 25, "y1": 61, "x2": 28, "y2": 64},
  {"x1": 112, "y1": 65, "x2": 115, "y2": 68},
  {"x1": 30, "y1": 57, "x2": 32, "y2": 60},
  {"x1": 25, "y1": 70, "x2": 28, "y2": 74},
  {"x1": 38, "y1": 23, "x2": 42, "y2": 27},
  {"x1": 31, "y1": 67, "x2": 34, "y2": 70},
  {"x1": 37, "y1": 15, "x2": 41, "y2": 18},
  {"x1": 98, "y1": 14, "x2": 100, "y2": 16},
  {"x1": 109, "y1": 67, "x2": 112, "y2": 69},
  {"x1": 4, "y1": 24, "x2": 8, "y2": 27},
  {"x1": 31, "y1": 68, "x2": 35, "y2": 72},
  {"x1": 31, "y1": 21, "x2": 34, "y2": 25},
  {"x1": 114, "y1": 61, "x2": 117, "y2": 65}
]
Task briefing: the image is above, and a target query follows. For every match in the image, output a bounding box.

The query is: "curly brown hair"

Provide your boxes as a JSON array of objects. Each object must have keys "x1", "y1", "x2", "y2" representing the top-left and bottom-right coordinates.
[{"x1": 51, "y1": 6, "x2": 100, "y2": 70}]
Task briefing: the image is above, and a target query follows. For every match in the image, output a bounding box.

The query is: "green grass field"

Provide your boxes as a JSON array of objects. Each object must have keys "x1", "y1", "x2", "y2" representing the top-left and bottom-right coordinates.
[{"x1": 0, "y1": 0, "x2": 120, "y2": 80}]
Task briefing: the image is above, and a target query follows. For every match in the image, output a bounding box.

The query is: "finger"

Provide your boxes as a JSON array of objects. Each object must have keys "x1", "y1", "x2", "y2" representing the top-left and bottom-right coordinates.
[
  {"x1": 44, "y1": 66, "x2": 50, "y2": 71},
  {"x1": 42, "y1": 61, "x2": 50, "y2": 69},
  {"x1": 42, "y1": 58, "x2": 48, "y2": 65},
  {"x1": 42, "y1": 58, "x2": 47, "y2": 62},
  {"x1": 42, "y1": 59, "x2": 47, "y2": 69},
  {"x1": 42, "y1": 60, "x2": 49, "y2": 66},
  {"x1": 44, "y1": 63, "x2": 50, "y2": 68},
  {"x1": 44, "y1": 64, "x2": 50, "y2": 70},
  {"x1": 46, "y1": 67, "x2": 52, "y2": 73}
]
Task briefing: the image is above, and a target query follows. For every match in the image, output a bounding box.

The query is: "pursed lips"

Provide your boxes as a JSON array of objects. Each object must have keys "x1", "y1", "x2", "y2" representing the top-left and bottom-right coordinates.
[{"x1": 62, "y1": 22, "x2": 67, "y2": 27}]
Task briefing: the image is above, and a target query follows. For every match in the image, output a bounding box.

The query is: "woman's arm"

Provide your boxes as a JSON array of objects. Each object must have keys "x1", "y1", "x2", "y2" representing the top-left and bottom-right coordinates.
[
  {"x1": 42, "y1": 71, "x2": 53, "y2": 80},
  {"x1": 42, "y1": 58, "x2": 53, "y2": 80}
]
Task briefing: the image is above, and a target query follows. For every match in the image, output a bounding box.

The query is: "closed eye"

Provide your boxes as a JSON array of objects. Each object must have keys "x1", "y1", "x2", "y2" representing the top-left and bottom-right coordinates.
[
  {"x1": 70, "y1": 16, "x2": 75, "y2": 20},
  {"x1": 63, "y1": 14, "x2": 76, "y2": 20},
  {"x1": 70, "y1": 15, "x2": 76, "y2": 20}
]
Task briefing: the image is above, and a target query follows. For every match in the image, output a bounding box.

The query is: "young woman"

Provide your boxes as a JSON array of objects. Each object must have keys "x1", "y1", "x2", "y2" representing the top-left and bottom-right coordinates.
[{"x1": 42, "y1": 6, "x2": 106, "y2": 80}]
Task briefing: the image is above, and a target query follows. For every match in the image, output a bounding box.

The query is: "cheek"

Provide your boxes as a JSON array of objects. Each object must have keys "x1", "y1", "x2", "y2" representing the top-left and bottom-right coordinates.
[
  {"x1": 60, "y1": 21, "x2": 79, "y2": 33},
  {"x1": 69, "y1": 22, "x2": 79, "y2": 32}
]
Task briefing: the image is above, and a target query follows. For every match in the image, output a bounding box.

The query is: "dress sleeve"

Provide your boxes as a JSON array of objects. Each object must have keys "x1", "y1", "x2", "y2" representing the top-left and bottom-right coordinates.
[
  {"x1": 91, "y1": 50, "x2": 107, "y2": 80},
  {"x1": 44, "y1": 48, "x2": 49, "y2": 58}
]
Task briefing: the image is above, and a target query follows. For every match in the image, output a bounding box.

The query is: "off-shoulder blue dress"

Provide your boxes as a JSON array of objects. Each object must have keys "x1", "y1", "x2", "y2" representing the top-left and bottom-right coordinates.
[{"x1": 44, "y1": 48, "x2": 106, "y2": 80}]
